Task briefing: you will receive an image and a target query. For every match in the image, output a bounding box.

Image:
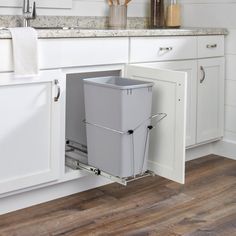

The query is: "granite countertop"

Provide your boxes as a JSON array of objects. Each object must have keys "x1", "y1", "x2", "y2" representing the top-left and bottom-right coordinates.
[{"x1": 0, "y1": 27, "x2": 228, "y2": 39}]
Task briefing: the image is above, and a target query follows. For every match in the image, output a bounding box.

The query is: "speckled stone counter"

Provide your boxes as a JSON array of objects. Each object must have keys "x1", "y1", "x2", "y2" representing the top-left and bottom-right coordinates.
[
  {"x1": 0, "y1": 27, "x2": 228, "y2": 39},
  {"x1": 0, "y1": 15, "x2": 228, "y2": 39}
]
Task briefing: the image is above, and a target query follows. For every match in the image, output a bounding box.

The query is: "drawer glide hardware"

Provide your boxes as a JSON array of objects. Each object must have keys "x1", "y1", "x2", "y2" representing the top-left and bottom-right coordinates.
[{"x1": 65, "y1": 156, "x2": 155, "y2": 186}]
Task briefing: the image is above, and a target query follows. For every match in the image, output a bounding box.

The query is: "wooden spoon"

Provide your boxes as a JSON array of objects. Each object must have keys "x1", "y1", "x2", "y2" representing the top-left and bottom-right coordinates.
[{"x1": 125, "y1": 0, "x2": 132, "y2": 5}]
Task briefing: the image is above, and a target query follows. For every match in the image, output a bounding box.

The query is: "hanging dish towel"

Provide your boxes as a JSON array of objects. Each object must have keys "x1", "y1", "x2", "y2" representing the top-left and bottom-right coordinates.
[{"x1": 9, "y1": 27, "x2": 39, "y2": 76}]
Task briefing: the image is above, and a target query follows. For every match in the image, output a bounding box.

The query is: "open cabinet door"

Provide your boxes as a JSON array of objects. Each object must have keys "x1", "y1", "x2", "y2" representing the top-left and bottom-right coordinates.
[{"x1": 126, "y1": 64, "x2": 187, "y2": 184}]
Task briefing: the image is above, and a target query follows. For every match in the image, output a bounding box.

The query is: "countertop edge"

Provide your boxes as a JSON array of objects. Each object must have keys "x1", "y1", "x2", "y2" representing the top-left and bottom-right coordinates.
[{"x1": 0, "y1": 28, "x2": 228, "y2": 40}]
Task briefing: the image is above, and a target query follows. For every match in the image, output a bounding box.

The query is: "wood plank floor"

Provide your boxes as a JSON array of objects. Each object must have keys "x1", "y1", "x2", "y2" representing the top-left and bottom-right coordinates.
[{"x1": 0, "y1": 155, "x2": 235, "y2": 236}]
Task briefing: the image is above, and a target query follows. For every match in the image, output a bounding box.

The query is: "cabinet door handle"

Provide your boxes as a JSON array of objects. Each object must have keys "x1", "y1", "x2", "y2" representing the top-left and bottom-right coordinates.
[
  {"x1": 159, "y1": 47, "x2": 173, "y2": 51},
  {"x1": 54, "y1": 79, "x2": 61, "y2": 102},
  {"x1": 200, "y1": 66, "x2": 206, "y2": 84},
  {"x1": 206, "y1": 44, "x2": 217, "y2": 48}
]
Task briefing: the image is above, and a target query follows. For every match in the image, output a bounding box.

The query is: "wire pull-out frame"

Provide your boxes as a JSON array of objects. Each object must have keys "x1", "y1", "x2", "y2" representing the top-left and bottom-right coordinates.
[{"x1": 65, "y1": 113, "x2": 167, "y2": 186}]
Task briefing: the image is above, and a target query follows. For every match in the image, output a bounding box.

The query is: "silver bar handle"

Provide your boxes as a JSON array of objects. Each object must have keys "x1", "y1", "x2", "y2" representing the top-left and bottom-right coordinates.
[
  {"x1": 206, "y1": 44, "x2": 217, "y2": 49},
  {"x1": 159, "y1": 47, "x2": 173, "y2": 51},
  {"x1": 54, "y1": 79, "x2": 61, "y2": 102},
  {"x1": 200, "y1": 66, "x2": 206, "y2": 84}
]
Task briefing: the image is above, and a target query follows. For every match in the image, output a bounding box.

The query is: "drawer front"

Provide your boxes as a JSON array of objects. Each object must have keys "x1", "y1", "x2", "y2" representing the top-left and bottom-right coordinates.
[
  {"x1": 0, "y1": 38, "x2": 129, "y2": 72},
  {"x1": 198, "y1": 36, "x2": 224, "y2": 58},
  {"x1": 60, "y1": 38, "x2": 129, "y2": 68},
  {"x1": 130, "y1": 37, "x2": 197, "y2": 63},
  {"x1": 0, "y1": 39, "x2": 62, "y2": 72}
]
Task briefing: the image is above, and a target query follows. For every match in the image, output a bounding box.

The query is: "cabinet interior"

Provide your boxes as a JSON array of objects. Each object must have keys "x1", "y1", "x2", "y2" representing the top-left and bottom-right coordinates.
[{"x1": 65, "y1": 69, "x2": 122, "y2": 174}]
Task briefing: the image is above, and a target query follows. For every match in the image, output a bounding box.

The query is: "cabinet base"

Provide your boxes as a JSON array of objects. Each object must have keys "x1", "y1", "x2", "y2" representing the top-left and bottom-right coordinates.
[
  {"x1": 186, "y1": 139, "x2": 236, "y2": 161},
  {"x1": 1, "y1": 140, "x2": 235, "y2": 215},
  {"x1": 213, "y1": 140, "x2": 236, "y2": 160},
  {"x1": 0, "y1": 174, "x2": 111, "y2": 215}
]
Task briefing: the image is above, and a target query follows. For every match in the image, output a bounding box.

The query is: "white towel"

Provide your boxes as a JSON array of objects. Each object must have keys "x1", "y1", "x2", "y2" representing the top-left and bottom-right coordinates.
[{"x1": 9, "y1": 27, "x2": 39, "y2": 76}]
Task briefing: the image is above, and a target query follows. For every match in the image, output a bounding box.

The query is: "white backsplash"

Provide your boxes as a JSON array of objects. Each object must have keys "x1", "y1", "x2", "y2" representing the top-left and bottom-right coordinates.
[{"x1": 0, "y1": 0, "x2": 149, "y2": 17}]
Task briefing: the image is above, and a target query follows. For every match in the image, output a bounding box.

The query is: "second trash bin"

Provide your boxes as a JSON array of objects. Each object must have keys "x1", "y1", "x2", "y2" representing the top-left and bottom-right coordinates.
[{"x1": 84, "y1": 76, "x2": 154, "y2": 178}]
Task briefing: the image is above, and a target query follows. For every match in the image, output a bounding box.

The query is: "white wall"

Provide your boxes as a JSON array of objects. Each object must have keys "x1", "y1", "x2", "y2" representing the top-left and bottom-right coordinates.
[
  {"x1": 0, "y1": 0, "x2": 72, "y2": 9},
  {"x1": 181, "y1": 0, "x2": 236, "y2": 143},
  {"x1": 0, "y1": 0, "x2": 149, "y2": 17}
]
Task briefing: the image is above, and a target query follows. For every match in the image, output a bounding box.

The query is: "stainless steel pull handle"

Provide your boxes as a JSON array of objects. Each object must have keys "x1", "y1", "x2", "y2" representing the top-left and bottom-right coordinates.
[
  {"x1": 54, "y1": 79, "x2": 61, "y2": 102},
  {"x1": 206, "y1": 44, "x2": 217, "y2": 49},
  {"x1": 200, "y1": 66, "x2": 206, "y2": 83},
  {"x1": 159, "y1": 47, "x2": 173, "y2": 51}
]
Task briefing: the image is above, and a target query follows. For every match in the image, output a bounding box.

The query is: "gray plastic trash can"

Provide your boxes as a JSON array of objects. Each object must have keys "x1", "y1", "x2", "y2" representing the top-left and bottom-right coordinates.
[{"x1": 84, "y1": 76, "x2": 154, "y2": 178}]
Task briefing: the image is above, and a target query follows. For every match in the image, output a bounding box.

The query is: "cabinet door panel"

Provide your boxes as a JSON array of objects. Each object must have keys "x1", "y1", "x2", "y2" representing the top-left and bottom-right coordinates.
[
  {"x1": 197, "y1": 58, "x2": 224, "y2": 143},
  {"x1": 0, "y1": 71, "x2": 64, "y2": 194},
  {"x1": 126, "y1": 65, "x2": 187, "y2": 184},
  {"x1": 139, "y1": 61, "x2": 197, "y2": 147}
]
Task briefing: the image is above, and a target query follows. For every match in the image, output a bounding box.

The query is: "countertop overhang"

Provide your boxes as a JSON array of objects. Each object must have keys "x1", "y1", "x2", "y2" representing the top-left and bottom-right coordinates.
[{"x1": 0, "y1": 27, "x2": 228, "y2": 39}]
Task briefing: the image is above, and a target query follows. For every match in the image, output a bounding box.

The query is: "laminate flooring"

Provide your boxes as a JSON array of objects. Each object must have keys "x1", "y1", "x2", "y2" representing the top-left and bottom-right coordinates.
[{"x1": 0, "y1": 155, "x2": 235, "y2": 236}]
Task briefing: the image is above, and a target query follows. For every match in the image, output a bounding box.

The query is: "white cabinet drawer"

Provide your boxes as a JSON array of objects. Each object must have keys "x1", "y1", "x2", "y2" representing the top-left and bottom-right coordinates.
[
  {"x1": 0, "y1": 38, "x2": 129, "y2": 72},
  {"x1": 130, "y1": 37, "x2": 197, "y2": 63},
  {"x1": 198, "y1": 36, "x2": 224, "y2": 58},
  {"x1": 0, "y1": 39, "x2": 62, "y2": 71},
  {"x1": 60, "y1": 38, "x2": 129, "y2": 68}
]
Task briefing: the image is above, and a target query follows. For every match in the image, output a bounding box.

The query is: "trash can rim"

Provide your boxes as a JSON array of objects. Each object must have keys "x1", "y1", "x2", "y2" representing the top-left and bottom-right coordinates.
[{"x1": 84, "y1": 76, "x2": 154, "y2": 90}]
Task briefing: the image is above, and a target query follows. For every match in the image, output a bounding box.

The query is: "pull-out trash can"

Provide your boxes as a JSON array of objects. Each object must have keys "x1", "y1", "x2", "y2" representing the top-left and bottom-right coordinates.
[{"x1": 84, "y1": 76, "x2": 154, "y2": 178}]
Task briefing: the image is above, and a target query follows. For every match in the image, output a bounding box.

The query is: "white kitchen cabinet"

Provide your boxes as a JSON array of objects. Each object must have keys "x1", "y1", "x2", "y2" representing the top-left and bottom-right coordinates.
[
  {"x1": 65, "y1": 64, "x2": 187, "y2": 184},
  {"x1": 0, "y1": 33, "x2": 227, "y2": 214},
  {"x1": 136, "y1": 61, "x2": 197, "y2": 147},
  {"x1": 126, "y1": 65, "x2": 187, "y2": 184},
  {"x1": 129, "y1": 37, "x2": 197, "y2": 63},
  {"x1": 129, "y1": 35, "x2": 225, "y2": 148},
  {"x1": 0, "y1": 70, "x2": 65, "y2": 194},
  {"x1": 197, "y1": 58, "x2": 224, "y2": 143},
  {"x1": 198, "y1": 36, "x2": 224, "y2": 58}
]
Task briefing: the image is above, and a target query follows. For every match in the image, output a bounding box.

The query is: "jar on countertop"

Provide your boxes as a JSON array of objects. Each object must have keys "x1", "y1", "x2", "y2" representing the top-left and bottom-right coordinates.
[
  {"x1": 150, "y1": 0, "x2": 165, "y2": 28},
  {"x1": 166, "y1": 0, "x2": 181, "y2": 28}
]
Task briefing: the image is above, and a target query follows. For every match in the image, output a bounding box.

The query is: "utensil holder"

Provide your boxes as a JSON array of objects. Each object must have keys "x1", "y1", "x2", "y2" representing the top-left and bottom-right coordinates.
[{"x1": 109, "y1": 5, "x2": 127, "y2": 29}]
